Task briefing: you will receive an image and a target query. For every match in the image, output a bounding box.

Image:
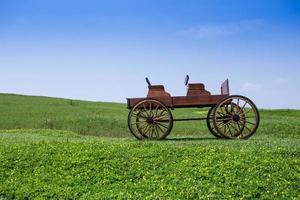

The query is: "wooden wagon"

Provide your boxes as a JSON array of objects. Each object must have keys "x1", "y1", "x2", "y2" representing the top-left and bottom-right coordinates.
[{"x1": 127, "y1": 76, "x2": 260, "y2": 140}]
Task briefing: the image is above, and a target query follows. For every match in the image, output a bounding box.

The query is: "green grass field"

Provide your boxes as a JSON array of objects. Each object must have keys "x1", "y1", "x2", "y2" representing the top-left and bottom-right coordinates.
[{"x1": 0, "y1": 93, "x2": 299, "y2": 199}]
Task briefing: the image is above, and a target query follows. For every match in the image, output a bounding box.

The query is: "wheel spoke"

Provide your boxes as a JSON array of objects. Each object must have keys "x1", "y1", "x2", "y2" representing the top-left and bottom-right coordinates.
[
  {"x1": 151, "y1": 125, "x2": 156, "y2": 138},
  {"x1": 154, "y1": 113, "x2": 169, "y2": 120},
  {"x1": 221, "y1": 106, "x2": 229, "y2": 115},
  {"x1": 138, "y1": 123, "x2": 149, "y2": 133},
  {"x1": 156, "y1": 121, "x2": 169, "y2": 129},
  {"x1": 154, "y1": 125, "x2": 160, "y2": 138},
  {"x1": 216, "y1": 119, "x2": 226, "y2": 127},
  {"x1": 131, "y1": 113, "x2": 147, "y2": 119},
  {"x1": 241, "y1": 101, "x2": 247, "y2": 110},
  {"x1": 228, "y1": 122, "x2": 240, "y2": 134},
  {"x1": 240, "y1": 119, "x2": 256, "y2": 126},
  {"x1": 217, "y1": 110, "x2": 226, "y2": 117},
  {"x1": 237, "y1": 121, "x2": 242, "y2": 131},
  {"x1": 140, "y1": 111, "x2": 149, "y2": 119},
  {"x1": 158, "y1": 110, "x2": 168, "y2": 118},
  {"x1": 220, "y1": 106, "x2": 226, "y2": 113},
  {"x1": 230, "y1": 103, "x2": 236, "y2": 113},
  {"x1": 154, "y1": 104, "x2": 159, "y2": 116},
  {"x1": 148, "y1": 124, "x2": 152, "y2": 138},
  {"x1": 152, "y1": 124, "x2": 156, "y2": 138},
  {"x1": 245, "y1": 106, "x2": 255, "y2": 115},
  {"x1": 228, "y1": 125, "x2": 233, "y2": 136},
  {"x1": 155, "y1": 123, "x2": 165, "y2": 134},
  {"x1": 225, "y1": 123, "x2": 232, "y2": 135},
  {"x1": 148, "y1": 124, "x2": 155, "y2": 136},
  {"x1": 216, "y1": 119, "x2": 232, "y2": 129},
  {"x1": 149, "y1": 103, "x2": 153, "y2": 116},
  {"x1": 130, "y1": 121, "x2": 144, "y2": 126},
  {"x1": 157, "y1": 108, "x2": 166, "y2": 116},
  {"x1": 224, "y1": 123, "x2": 227, "y2": 134},
  {"x1": 237, "y1": 121, "x2": 246, "y2": 136},
  {"x1": 215, "y1": 117, "x2": 232, "y2": 121},
  {"x1": 142, "y1": 104, "x2": 148, "y2": 117},
  {"x1": 143, "y1": 123, "x2": 152, "y2": 135},
  {"x1": 243, "y1": 124, "x2": 252, "y2": 133}
]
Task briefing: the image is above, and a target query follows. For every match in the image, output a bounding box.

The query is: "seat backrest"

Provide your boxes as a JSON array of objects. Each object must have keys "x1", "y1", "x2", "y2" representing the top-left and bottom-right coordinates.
[
  {"x1": 187, "y1": 83, "x2": 211, "y2": 96},
  {"x1": 147, "y1": 85, "x2": 171, "y2": 98},
  {"x1": 188, "y1": 83, "x2": 205, "y2": 90}
]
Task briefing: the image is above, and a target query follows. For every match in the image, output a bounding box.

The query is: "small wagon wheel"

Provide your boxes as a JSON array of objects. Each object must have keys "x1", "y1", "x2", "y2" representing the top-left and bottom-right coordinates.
[
  {"x1": 206, "y1": 106, "x2": 223, "y2": 138},
  {"x1": 128, "y1": 99, "x2": 173, "y2": 140},
  {"x1": 212, "y1": 95, "x2": 260, "y2": 139}
]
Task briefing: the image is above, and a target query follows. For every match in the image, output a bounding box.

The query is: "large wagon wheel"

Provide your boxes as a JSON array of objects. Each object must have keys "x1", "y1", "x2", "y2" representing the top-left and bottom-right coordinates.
[
  {"x1": 206, "y1": 106, "x2": 223, "y2": 138},
  {"x1": 128, "y1": 99, "x2": 173, "y2": 140},
  {"x1": 212, "y1": 95, "x2": 260, "y2": 139}
]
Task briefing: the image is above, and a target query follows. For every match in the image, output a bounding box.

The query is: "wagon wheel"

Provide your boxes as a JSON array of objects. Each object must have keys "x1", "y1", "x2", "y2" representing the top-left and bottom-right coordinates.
[
  {"x1": 128, "y1": 99, "x2": 173, "y2": 140},
  {"x1": 206, "y1": 106, "x2": 223, "y2": 138},
  {"x1": 212, "y1": 95, "x2": 260, "y2": 139}
]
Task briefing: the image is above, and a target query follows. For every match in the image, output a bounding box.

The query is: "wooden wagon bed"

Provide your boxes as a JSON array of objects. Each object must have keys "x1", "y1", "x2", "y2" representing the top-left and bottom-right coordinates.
[
  {"x1": 127, "y1": 79, "x2": 229, "y2": 109},
  {"x1": 127, "y1": 94, "x2": 228, "y2": 109}
]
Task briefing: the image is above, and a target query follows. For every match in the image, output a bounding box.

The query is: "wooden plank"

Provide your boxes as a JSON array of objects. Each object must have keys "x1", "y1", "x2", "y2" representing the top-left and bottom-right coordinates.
[
  {"x1": 172, "y1": 95, "x2": 228, "y2": 107},
  {"x1": 127, "y1": 96, "x2": 172, "y2": 109},
  {"x1": 127, "y1": 94, "x2": 228, "y2": 109}
]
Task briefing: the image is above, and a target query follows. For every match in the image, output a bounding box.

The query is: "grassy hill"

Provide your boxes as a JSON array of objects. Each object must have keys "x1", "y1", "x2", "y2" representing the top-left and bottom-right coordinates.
[
  {"x1": 1, "y1": 93, "x2": 299, "y2": 138},
  {"x1": 0, "y1": 93, "x2": 299, "y2": 199}
]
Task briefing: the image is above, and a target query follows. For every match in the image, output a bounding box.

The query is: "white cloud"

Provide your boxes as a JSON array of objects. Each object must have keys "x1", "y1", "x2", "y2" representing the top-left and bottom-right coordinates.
[{"x1": 176, "y1": 19, "x2": 264, "y2": 39}]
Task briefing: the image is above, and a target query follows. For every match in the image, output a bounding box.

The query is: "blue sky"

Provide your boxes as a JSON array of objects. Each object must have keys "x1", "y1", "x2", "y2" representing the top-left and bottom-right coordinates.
[{"x1": 0, "y1": 0, "x2": 299, "y2": 108}]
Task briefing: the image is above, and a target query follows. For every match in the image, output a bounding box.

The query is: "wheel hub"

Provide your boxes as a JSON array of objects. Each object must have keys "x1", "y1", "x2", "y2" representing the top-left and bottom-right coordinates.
[
  {"x1": 147, "y1": 117, "x2": 154, "y2": 124},
  {"x1": 232, "y1": 114, "x2": 240, "y2": 122}
]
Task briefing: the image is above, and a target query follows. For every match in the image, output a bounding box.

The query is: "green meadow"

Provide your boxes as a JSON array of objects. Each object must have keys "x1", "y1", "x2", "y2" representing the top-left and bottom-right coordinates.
[{"x1": 0, "y1": 93, "x2": 299, "y2": 199}]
